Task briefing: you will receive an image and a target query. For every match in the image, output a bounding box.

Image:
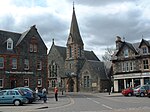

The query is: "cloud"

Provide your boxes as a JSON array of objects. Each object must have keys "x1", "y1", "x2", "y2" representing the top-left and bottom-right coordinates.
[{"x1": 0, "y1": 0, "x2": 150, "y2": 60}]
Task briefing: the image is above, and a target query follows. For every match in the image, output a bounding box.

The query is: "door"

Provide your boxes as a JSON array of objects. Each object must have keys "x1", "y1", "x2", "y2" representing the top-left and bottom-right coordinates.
[
  {"x1": 67, "y1": 78, "x2": 74, "y2": 92},
  {"x1": 11, "y1": 80, "x2": 17, "y2": 89}
]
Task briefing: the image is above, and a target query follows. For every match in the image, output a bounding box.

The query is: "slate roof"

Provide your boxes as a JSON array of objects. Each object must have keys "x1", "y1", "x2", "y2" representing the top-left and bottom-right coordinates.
[
  {"x1": 87, "y1": 60, "x2": 108, "y2": 80},
  {"x1": 55, "y1": 45, "x2": 66, "y2": 60},
  {"x1": 115, "y1": 39, "x2": 150, "y2": 56},
  {"x1": 0, "y1": 30, "x2": 21, "y2": 54},
  {"x1": 52, "y1": 45, "x2": 100, "y2": 62},
  {"x1": 84, "y1": 50, "x2": 100, "y2": 61}
]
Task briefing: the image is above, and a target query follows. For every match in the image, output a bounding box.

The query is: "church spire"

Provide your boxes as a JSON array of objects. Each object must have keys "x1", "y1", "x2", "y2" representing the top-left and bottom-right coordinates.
[{"x1": 68, "y1": 4, "x2": 83, "y2": 45}]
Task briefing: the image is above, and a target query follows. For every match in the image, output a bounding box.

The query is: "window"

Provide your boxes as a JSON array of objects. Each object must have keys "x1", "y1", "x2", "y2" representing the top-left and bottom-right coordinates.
[
  {"x1": 124, "y1": 48, "x2": 129, "y2": 57},
  {"x1": 51, "y1": 80, "x2": 56, "y2": 87},
  {"x1": 30, "y1": 44, "x2": 37, "y2": 52},
  {"x1": 37, "y1": 60, "x2": 42, "y2": 70},
  {"x1": 69, "y1": 46, "x2": 72, "y2": 58},
  {"x1": 83, "y1": 76, "x2": 90, "y2": 87},
  {"x1": 33, "y1": 44, "x2": 37, "y2": 52},
  {"x1": 24, "y1": 59, "x2": 29, "y2": 70},
  {"x1": 78, "y1": 47, "x2": 82, "y2": 57},
  {"x1": 24, "y1": 79, "x2": 29, "y2": 87},
  {"x1": 12, "y1": 58, "x2": 17, "y2": 69},
  {"x1": 30, "y1": 44, "x2": 33, "y2": 52},
  {"x1": 49, "y1": 62, "x2": 58, "y2": 77},
  {"x1": 37, "y1": 79, "x2": 42, "y2": 87},
  {"x1": 122, "y1": 62, "x2": 134, "y2": 72},
  {"x1": 0, "y1": 57, "x2": 4, "y2": 69},
  {"x1": 130, "y1": 62, "x2": 133, "y2": 71},
  {"x1": 126, "y1": 62, "x2": 129, "y2": 71},
  {"x1": 142, "y1": 47, "x2": 148, "y2": 54},
  {"x1": 7, "y1": 38, "x2": 13, "y2": 50},
  {"x1": 143, "y1": 59, "x2": 149, "y2": 69},
  {"x1": 122, "y1": 63, "x2": 125, "y2": 72},
  {"x1": 0, "y1": 79, "x2": 3, "y2": 88}
]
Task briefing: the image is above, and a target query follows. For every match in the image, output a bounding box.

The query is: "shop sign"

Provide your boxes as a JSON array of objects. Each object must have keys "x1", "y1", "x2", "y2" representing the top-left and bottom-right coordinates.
[{"x1": 5, "y1": 71, "x2": 34, "y2": 74}]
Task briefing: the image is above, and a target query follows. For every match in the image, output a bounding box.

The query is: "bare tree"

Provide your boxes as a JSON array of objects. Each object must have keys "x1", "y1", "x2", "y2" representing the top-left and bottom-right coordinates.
[{"x1": 102, "y1": 47, "x2": 115, "y2": 62}]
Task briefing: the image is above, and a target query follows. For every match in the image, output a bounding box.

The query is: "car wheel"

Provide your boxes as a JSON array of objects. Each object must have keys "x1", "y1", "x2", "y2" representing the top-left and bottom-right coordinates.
[
  {"x1": 128, "y1": 93, "x2": 132, "y2": 96},
  {"x1": 140, "y1": 93, "x2": 145, "y2": 97},
  {"x1": 14, "y1": 100, "x2": 21, "y2": 106}
]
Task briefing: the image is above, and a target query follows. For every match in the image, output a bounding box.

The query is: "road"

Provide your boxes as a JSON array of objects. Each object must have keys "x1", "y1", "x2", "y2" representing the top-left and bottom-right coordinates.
[{"x1": 0, "y1": 92, "x2": 150, "y2": 112}]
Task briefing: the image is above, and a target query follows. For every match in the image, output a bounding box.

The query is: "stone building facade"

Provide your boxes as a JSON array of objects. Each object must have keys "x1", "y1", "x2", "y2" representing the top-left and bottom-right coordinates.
[
  {"x1": 48, "y1": 7, "x2": 110, "y2": 92},
  {"x1": 0, "y1": 25, "x2": 47, "y2": 91},
  {"x1": 112, "y1": 36, "x2": 150, "y2": 92}
]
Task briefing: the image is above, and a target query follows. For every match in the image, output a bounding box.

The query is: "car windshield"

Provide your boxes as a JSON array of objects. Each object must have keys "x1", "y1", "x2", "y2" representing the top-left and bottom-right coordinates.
[{"x1": 134, "y1": 85, "x2": 140, "y2": 89}]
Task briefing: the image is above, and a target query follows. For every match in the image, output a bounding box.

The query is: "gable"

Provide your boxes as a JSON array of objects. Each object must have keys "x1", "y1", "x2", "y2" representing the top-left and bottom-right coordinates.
[{"x1": 116, "y1": 42, "x2": 137, "y2": 56}]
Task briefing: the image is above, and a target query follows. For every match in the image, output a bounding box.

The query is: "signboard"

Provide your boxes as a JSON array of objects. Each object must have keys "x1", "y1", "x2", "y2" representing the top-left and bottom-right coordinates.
[{"x1": 92, "y1": 83, "x2": 97, "y2": 87}]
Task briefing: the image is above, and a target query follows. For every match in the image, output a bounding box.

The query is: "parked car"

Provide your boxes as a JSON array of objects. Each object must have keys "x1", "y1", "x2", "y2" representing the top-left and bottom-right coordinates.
[
  {"x1": 122, "y1": 87, "x2": 134, "y2": 96},
  {"x1": 0, "y1": 89, "x2": 28, "y2": 106},
  {"x1": 13, "y1": 87, "x2": 35, "y2": 103},
  {"x1": 134, "y1": 85, "x2": 150, "y2": 97}
]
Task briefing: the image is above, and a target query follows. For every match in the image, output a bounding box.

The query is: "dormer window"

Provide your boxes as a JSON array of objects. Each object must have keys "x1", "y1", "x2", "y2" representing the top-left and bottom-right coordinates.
[
  {"x1": 7, "y1": 38, "x2": 13, "y2": 50},
  {"x1": 142, "y1": 47, "x2": 148, "y2": 54},
  {"x1": 124, "y1": 48, "x2": 129, "y2": 57}
]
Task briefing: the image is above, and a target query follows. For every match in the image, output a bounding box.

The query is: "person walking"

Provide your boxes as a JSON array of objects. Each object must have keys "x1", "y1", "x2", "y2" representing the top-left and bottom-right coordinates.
[
  {"x1": 35, "y1": 87, "x2": 39, "y2": 100},
  {"x1": 54, "y1": 87, "x2": 58, "y2": 101},
  {"x1": 42, "y1": 88, "x2": 47, "y2": 103}
]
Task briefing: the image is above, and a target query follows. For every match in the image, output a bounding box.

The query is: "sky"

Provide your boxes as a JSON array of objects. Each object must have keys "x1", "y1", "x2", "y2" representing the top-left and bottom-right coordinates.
[{"x1": 0, "y1": 0, "x2": 150, "y2": 60}]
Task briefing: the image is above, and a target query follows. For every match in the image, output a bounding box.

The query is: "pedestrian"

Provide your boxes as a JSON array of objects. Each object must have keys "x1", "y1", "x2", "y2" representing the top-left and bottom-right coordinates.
[
  {"x1": 35, "y1": 87, "x2": 39, "y2": 100},
  {"x1": 42, "y1": 88, "x2": 47, "y2": 103},
  {"x1": 54, "y1": 87, "x2": 58, "y2": 101}
]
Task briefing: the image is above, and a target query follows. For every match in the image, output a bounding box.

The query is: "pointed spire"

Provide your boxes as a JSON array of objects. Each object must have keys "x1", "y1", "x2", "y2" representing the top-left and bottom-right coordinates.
[
  {"x1": 69, "y1": 4, "x2": 83, "y2": 45},
  {"x1": 52, "y1": 38, "x2": 55, "y2": 45}
]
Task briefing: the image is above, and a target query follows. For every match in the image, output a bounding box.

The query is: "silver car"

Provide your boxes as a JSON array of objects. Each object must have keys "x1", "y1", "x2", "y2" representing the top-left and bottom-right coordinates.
[{"x1": 134, "y1": 85, "x2": 150, "y2": 97}]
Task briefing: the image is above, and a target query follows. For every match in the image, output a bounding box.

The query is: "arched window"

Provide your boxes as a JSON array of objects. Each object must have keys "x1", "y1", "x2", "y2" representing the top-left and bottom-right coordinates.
[{"x1": 69, "y1": 46, "x2": 72, "y2": 58}]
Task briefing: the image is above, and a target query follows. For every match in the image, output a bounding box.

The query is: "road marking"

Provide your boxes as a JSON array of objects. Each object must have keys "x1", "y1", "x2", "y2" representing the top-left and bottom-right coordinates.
[
  {"x1": 86, "y1": 98, "x2": 100, "y2": 104},
  {"x1": 102, "y1": 104, "x2": 112, "y2": 109}
]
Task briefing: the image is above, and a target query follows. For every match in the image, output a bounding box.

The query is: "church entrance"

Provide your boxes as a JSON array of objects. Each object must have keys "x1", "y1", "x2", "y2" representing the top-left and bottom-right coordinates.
[{"x1": 67, "y1": 78, "x2": 74, "y2": 92}]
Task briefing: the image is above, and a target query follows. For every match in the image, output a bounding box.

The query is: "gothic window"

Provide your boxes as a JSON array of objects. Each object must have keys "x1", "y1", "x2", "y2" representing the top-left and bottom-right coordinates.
[
  {"x1": 24, "y1": 59, "x2": 29, "y2": 70},
  {"x1": 69, "y1": 46, "x2": 72, "y2": 58},
  {"x1": 30, "y1": 44, "x2": 33, "y2": 52},
  {"x1": 0, "y1": 57, "x2": 4, "y2": 69},
  {"x1": 83, "y1": 76, "x2": 90, "y2": 87},
  {"x1": 78, "y1": 47, "x2": 82, "y2": 57},
  {"x1": 143, "y1": 59, "x2": 149, "y2": 70},
  {"x1": 51, "y1": 79, "x2": 56, "y2": 87},
  {"x1": 12, "y1": 58, "x2": 17, "y2": 69},
  {"x1": 49, "y1": 62, "x2": 58, "y2": 78}
]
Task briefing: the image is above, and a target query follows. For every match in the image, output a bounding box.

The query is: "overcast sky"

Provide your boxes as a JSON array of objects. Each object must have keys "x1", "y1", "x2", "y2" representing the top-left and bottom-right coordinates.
[{"x1": 0, "y1": 0, "x2": 150, "y2": 60}]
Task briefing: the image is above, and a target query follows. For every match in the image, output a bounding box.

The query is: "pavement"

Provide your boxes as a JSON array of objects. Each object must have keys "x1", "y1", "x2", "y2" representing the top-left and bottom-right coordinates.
[{"x1": 24, "y1": 92, "x2": 150, "y2": 112}]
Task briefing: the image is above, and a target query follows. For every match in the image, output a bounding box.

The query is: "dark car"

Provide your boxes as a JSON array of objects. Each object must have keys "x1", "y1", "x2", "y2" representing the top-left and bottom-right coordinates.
[
  {"x1": 13, "y1": 87, "x2": 35, "y2": 103},
  {"x1": 0, "y1": 89, "x2": 28, "y2": 106},
  {"x1": 122, "y1": 87, "x2": 134, "y2": 96}
]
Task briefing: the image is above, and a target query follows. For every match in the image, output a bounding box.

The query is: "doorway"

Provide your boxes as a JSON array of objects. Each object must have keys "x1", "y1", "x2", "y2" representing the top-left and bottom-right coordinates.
[
  {"x1": 67, "y1": 78, "x2": 74, "y2": 92},
  {"x1": 10, "y1": 79, "x2": 17, "y2": 88}
]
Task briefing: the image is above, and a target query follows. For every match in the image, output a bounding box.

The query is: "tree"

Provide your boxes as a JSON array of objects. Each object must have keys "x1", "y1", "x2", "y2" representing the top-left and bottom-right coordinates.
[{"x1": 102, "y1": 47, "x2": 115, "y2": 62}]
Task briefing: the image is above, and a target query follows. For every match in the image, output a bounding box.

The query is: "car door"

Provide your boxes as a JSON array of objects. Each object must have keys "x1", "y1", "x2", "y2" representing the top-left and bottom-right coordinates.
[
  {"x1": 5, "y1": 90, "x2": 16, "y2": 103},
  {"x1": 0, "y1": 91, "x2": 7, "y2": 103}
]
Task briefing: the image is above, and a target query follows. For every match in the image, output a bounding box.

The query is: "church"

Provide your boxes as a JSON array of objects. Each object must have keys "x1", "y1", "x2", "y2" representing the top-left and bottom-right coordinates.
[{"x1": 48, "y1": 6, "x2": 110, "y2": 92}]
